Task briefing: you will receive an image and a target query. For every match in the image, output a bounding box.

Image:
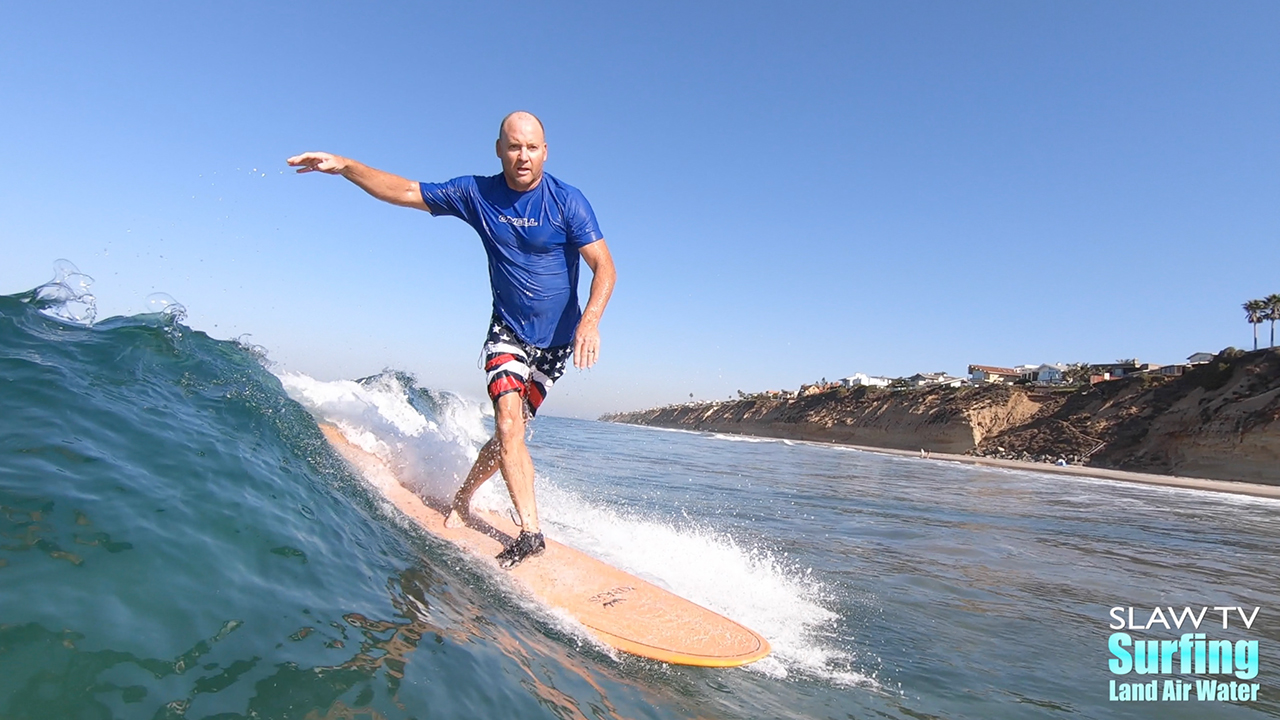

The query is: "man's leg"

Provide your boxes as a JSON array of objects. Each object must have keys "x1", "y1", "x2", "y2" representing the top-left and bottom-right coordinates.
[
  {"x1": 490, "y1": 391, "x2": 546, "y2": 567},
  {"x1": 492, "y1": 391, "x2": 540, "y2": 534},
  {"x1": 460, "y1": 317, "x2": 561, "y2": 566},
  {"x1": 443, "y1": 393, "x2": 541, "y2": 533},
  {"x1": 452, "y1": 315, "x2": 534, "y2": 531},
  {"x1": 443, "y1": 436, "x2": 501, "y2": 529}
]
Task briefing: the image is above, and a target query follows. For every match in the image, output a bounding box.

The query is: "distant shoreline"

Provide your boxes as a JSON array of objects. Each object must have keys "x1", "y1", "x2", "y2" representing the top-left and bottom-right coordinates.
[
  {"x1": 610, "y1": 421, "x2": 1280, "y2": 501},
  {"x1": 813, "y1": 439, "x2": 1280, "y2": 501}
]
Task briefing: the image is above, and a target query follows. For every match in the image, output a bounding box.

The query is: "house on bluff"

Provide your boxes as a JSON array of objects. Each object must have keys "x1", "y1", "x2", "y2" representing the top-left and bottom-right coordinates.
[
  {"x1": 840, "y1": 373, "x2": 892, "y2": 388},
  {"x1": 906, "y1": 372, "x2": 966, "y2": 388},
  {"x1": 968, "y1": 364, "x2": 1021, "y2": 384},
  {"x1": 1017, "y1": 363, "x2": 1069, "y2": 384}
]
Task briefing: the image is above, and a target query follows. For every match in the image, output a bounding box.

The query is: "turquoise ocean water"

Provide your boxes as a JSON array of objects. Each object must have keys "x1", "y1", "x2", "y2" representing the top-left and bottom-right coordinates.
[{"x1": 3, "y1": 271, "x2": 1280, "y2": 719}]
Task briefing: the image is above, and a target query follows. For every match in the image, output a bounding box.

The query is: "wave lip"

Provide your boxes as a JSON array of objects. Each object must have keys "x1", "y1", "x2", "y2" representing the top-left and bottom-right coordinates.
[{"x1": 22, "y1": 259, "x2": 98, "y2": 324}]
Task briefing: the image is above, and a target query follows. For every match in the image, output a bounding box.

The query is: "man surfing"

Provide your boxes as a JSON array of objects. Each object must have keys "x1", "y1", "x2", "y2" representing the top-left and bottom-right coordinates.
[{"x1": 288, "y1": 111, "x2": 616, "y2": 568}]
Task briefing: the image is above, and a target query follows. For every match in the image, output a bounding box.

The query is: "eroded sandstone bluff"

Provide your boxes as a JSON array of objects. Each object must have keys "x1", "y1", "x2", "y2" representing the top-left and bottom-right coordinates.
[{"x1": 602, "y1": 349, "x2": 1280, "y2": 485}]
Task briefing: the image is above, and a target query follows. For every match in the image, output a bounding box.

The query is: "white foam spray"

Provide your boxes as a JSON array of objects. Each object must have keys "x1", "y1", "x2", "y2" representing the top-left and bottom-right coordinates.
[
  {"x1": 535, "y1": 481, "x2": 877, "y2": 687},
  {"x1": 278, "y1": 371, "x2": 501, "y2": 509}
]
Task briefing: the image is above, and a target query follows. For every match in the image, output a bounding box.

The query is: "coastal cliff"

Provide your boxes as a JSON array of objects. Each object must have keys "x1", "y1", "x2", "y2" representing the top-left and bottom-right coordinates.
[
  {"x1": 602, "y1": 349, "x2": 1280, "y2": 485},
  {"x1": 602, "y1": 383, "x2": 1046, "y2": 454}
]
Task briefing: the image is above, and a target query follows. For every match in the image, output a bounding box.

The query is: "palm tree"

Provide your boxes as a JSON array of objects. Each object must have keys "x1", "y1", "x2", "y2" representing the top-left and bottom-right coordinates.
[
  {"x1": 1266, "y1": 294, "x2": 1280, "y2": 348},
  {"x1": 1064, "y1": 362, "x2": 1094, "y2": 386},
  {"x1": 1244, "y1": 299, "x2": 1267, "y2": 351}
]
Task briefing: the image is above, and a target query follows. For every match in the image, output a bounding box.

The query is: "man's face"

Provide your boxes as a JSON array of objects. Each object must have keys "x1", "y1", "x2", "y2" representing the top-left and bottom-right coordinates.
[{"x1": 496, "y1": 116, "x2": 547, "y2": 192}]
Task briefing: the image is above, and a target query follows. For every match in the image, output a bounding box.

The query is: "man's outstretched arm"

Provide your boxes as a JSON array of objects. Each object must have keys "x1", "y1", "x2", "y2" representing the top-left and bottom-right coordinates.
[
  {"x1": 286, "y1": 152, "x2": 427, "y2": 210},
  {"x1": 573, "y1": 239, "x2": 616, "y2": 370}
]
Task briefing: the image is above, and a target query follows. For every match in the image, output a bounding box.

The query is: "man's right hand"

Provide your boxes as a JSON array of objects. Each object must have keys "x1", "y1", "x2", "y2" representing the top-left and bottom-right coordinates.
[
  {"x1": 285, "y1": 153, "x2": 426, "y2": 209},
  {"x1": 287, "y1": 152, "x2": 349, "y2": 175}
]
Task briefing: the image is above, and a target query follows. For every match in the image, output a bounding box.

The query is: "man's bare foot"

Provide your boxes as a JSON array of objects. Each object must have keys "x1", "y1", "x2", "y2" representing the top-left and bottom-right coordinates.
[{"x1": 443, "y1": 504, "x2": 470, "y2": 529}]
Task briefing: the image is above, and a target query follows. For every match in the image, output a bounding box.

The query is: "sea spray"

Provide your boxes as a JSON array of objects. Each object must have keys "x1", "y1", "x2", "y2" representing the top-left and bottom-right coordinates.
[
  {"x1": 278, "y1": 370, "x2": 493, "y2": 507},
  {"x1": 19, "y1": 259, "x2": 97, "y2": 324}
]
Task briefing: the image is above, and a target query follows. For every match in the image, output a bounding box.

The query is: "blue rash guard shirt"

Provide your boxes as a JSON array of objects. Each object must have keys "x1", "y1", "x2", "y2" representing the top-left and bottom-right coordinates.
[{"x1": 418, "y1": 172, "x2": 604, "y2": 348}]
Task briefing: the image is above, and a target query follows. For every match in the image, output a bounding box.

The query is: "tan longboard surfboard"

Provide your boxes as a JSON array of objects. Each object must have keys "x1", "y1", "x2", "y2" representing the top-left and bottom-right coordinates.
[{"x1": 319, "y1": 423, "x2": 771, "y2": 667}]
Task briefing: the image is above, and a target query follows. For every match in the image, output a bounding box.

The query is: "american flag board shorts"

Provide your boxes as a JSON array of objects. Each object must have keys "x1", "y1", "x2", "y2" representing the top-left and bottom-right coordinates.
[{"x1": 482, "y1": 316, "x2": 572, "y2": 417}]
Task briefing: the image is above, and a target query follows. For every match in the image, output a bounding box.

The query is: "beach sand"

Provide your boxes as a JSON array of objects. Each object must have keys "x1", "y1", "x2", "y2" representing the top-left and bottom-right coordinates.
[{"x1": 834, "y1": 442, "x2": 1280, "y2": 500}]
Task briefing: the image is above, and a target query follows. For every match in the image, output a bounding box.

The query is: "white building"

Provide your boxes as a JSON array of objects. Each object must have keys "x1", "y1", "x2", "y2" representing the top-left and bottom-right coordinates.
[
  {"x1": 1020, "y1": 363, "x2": 1068, "y2": 384},
  {"x1": 841, "y1": 373, "x2": 892, "y2": 388}
]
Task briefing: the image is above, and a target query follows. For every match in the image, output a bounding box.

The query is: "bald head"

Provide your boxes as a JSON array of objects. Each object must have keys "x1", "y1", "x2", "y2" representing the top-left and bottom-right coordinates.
[
  {"x1": 496, "y1": 111, "x2": 548, "y2": 192},
  {"x1": 499, "y1": 111, "x2": 546, "y2": 143}
]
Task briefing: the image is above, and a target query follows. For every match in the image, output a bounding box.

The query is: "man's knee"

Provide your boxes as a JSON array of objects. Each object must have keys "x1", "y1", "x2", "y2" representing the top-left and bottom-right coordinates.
[
  {"x1": 493, "y1": 395, "x2": 527, "y2": 444},
  {"x1": 496, "y1": 415, "x2": 524, "y2": 444}
]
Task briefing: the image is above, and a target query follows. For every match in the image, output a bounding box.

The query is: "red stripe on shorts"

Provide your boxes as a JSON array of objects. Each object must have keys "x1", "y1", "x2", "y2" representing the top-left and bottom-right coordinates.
[
  {"x1": 527, "y1": 382, "x2": 546, "y2": 410},
  {"x1": 488, "y1": 374, "x2": 525, "y2": 399},
  {"x1": 485, "y1": 353, "x2": 520, "y2": 372}
]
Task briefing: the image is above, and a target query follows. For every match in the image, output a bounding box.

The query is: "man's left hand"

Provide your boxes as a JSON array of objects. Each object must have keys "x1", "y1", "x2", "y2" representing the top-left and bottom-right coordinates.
[{"x1": 573, "y1": 322, "x2": 601, "y2": 369}]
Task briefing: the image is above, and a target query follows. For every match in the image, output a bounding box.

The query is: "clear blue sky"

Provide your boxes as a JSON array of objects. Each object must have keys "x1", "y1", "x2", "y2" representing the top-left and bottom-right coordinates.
[{"x1": 3, "y1": 1, "x2": 1278, "y2": 417}]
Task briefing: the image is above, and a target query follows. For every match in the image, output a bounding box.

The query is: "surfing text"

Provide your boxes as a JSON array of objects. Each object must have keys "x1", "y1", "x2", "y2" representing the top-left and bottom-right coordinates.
[{"x1": 1105, "y1": 606, "x2": 1263, "y2": 703}]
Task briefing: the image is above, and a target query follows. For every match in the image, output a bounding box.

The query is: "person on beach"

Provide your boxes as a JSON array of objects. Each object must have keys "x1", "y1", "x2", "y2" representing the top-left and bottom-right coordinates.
[{"x1": 287, "y1": 111, "x2": 616, "y2": 568}]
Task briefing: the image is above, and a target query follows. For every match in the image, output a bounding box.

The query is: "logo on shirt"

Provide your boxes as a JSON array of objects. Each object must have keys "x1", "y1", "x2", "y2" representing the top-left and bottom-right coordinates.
[{"x1": 499, "y1": 215, "x2": 539, "y2": 228}]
